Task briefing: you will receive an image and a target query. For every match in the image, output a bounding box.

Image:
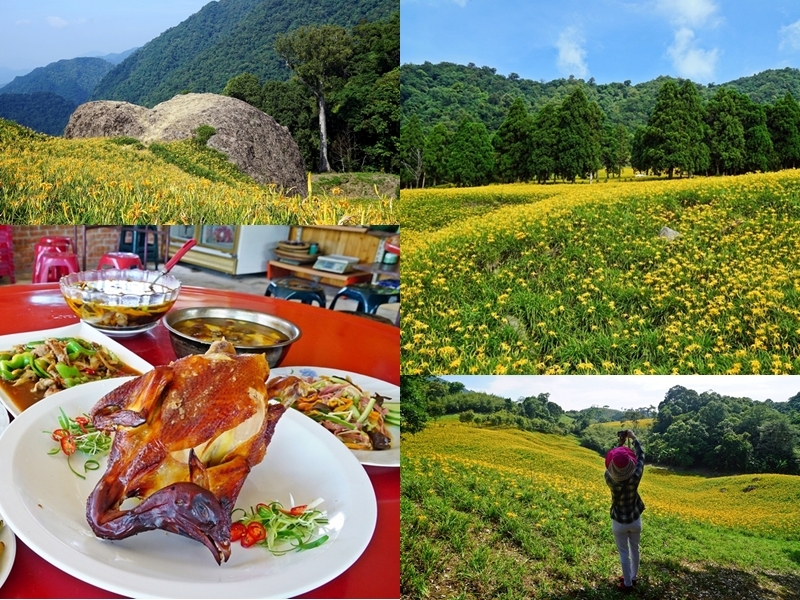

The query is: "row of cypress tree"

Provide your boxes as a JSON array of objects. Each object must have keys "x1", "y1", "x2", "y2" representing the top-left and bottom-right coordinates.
[{"x1": 400, "y1": 78, "x2": 800, "y2": 188}]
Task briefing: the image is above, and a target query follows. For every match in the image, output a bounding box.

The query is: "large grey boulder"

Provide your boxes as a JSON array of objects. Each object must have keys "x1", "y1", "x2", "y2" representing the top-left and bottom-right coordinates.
[{"x1": 65, "y1": 93, "x2": 308, "y2": 196}]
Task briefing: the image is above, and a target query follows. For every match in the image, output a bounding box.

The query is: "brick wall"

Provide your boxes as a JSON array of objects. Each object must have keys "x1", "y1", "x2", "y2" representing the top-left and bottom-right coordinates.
[{"x1": 6, "y1": 226, "x2": 169, "y2": 282}]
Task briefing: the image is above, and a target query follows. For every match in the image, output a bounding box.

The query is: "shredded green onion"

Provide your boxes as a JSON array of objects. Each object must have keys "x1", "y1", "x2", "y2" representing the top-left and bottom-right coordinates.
[{"x1": 232, "y1": 499, "x2": 329, "y2": 556}]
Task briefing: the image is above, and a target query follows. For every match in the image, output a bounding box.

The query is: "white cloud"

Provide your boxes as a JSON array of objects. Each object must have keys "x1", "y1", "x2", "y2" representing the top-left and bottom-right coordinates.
[
  {"x1": 556, "y1": 26, "x2": 588, "y2": 78},
  {"x1": 656, "y1": 0, "x2": 719, "y2": 28},
  {"x1": 15, "y1": 19, "x2": 31, "y2": 26},
  {"x1": 47, "y1": 16, "x2": 69, "y2": 28},
  {"x1": 668, "y1": 27, "x2": 719, "y2": 81},
  {"x1": 780, "y1": 19, "x2": 800, "y2": 52}
]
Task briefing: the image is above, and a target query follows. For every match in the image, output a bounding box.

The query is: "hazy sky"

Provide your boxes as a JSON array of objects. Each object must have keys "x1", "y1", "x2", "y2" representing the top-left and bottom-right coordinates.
[
  {"x1": 401, "y1": 0, "x2": 800, "y2": 84},
  {"x1": 439, "y1": 375, "x2": 800, "y2": 412},
  {"x1": 0, "y1": 0, "x2": 211, "y2": 72}
]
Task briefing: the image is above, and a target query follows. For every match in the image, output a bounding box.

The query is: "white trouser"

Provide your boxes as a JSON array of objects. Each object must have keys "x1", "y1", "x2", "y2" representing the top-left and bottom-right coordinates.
[{"x1": 612, "y1": 517, "x2": 642, "y2": 586}]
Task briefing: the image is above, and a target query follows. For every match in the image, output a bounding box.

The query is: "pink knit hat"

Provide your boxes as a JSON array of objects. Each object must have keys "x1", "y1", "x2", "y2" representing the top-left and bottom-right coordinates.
[{"x1": 605, "y1": 446, "x2": 636, "y2": 482}]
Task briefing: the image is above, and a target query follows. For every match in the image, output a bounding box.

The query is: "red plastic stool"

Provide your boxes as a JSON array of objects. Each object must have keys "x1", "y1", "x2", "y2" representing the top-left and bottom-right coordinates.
[
  {"x1": 33, "y1": 237, "x2": 76, "y2": 282},
  {"x1": 0, "y1": 226, "x2": 15, "y2": 284},
  {"x1": 0, "y1": 249, "x2": 14, "y2": 284},
  {"x1": 32, "y1": 252, "x2": 79, "y2": 283},
  {"x1": 38, "y1": 236, "x2": 75, "y2": 253},
  {"x1": 98, "y1": 252, "x2": 143, "y2": 270}
]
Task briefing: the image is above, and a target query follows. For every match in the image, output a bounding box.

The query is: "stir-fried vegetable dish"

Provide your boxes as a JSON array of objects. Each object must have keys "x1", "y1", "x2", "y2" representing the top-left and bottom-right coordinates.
[
  {"x1": 289, "y1": 375, "x2": 400, "y2": 450},
  {"x1": 173, "y1": 317, "x2": 289, "y2": 347},
  {"x1": 0, "y1": 337, "x2": 139, "y2": 410}
]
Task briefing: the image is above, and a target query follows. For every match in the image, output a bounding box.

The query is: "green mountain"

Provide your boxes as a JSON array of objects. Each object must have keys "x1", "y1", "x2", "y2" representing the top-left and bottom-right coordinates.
[
  {"x1": 0, "y1": 92, "x2": 77, "y2": 136},
  {"x1": 94, "y1": 0, "x2": 398, "y2": 107},
  {"x1": 0, "y1": 57, "x2": 114, "y2": 105},
  {"x1": 401, "y1": 62, "x2": 800, "y2": 132}
]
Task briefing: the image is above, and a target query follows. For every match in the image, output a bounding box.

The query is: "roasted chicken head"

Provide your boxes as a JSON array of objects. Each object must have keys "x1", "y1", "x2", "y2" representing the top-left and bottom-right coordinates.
[{"x1": 86, "y1": 340, "x2": 287, "y2": 564}]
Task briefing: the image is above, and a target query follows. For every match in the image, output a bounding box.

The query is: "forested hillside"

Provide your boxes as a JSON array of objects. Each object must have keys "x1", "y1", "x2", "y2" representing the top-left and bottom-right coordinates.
[
  {"x1": 0, "y1": 92, "x2": 76, "y2": 136},
  {"x1": 401, "y1": 62, "x2": 800, "y2": 131},
  {"x1": 94, "y1": 0, "x2": 398, "y2": 107},
  {"x1": 0, "y1": 57, "x2": 114, "y2": 105}
]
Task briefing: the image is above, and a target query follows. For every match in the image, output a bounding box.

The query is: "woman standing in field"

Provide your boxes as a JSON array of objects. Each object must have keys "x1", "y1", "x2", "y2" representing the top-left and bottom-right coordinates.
[{"x1": 605, "y1": 429, "x2": 645, "y2": 593}]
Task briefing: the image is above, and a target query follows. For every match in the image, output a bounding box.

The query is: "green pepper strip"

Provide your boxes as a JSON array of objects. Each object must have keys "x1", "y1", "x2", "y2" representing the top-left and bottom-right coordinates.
[
  {"x1": 56, "y1": 362, "x2": 80, "y2": 380},
  {"x1": 0, "y1": 352, "x2": 35, "y2": 380},
  {"x1": 31, "y1": 358, "x2": 51, "y2": 379},
  {"x1": 66, "y1": 338, "x2": 96, "y2": 357}
]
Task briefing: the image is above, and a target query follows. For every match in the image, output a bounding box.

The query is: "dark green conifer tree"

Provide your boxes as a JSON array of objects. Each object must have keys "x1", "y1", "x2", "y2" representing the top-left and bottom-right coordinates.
[
  {"x1": 491, "y1": 96, "x2": 534, "y2": 183},
  {"x1": 447, "y1": 117, "x2": 494, "y2": 187}
]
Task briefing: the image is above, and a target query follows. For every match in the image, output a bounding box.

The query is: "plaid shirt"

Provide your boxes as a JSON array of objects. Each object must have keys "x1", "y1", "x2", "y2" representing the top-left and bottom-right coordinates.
[{"x1": 605, "y1": 439, "x2": 645, "y2": 524}]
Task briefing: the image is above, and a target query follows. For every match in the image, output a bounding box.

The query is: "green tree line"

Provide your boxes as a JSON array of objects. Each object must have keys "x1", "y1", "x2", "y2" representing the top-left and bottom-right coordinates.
[
  {"x1": 401, "y1": 377, "x2": 800, "y2": 475},
  {"x1": 400, "y1": 77, "x2": 800, "y2": 188}
]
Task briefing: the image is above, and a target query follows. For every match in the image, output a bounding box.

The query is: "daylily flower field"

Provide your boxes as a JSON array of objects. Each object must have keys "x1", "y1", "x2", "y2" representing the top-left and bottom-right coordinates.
[
  {"x1": 0, "y1": 120, "x2": 395, "y2": 224},
  {"x1": 402, "y1": 172, "x2": 800, "y2": 375},
  {"x1": 401, "y1": 422, "x2": 800, "y2": 599}
]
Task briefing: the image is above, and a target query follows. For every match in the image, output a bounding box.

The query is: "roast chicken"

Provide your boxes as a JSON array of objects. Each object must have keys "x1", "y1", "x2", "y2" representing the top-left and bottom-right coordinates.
[{"x1": 85, "y1": 340, "x2": 291, "y2": 564}]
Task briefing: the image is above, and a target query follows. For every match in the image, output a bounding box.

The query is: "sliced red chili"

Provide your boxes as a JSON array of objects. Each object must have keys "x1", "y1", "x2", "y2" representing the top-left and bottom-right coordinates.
[
  {"x1": 230, "y1": 522, "x2": 246, "y2": 542},
  {"x1": 279, "y1": 504, "x2": 307, "y2": 517},
  {"x1": 51, "y1": 428, "x2": 70, "y2": 442},
  {"x1": 240, "y1": 532, "x2": 257, "y2": 548},
  {"x1": 247, "y1": 521, "x2": 266, "y2": 542},
  {"x1": 60, "y1": 436, "x2": 77, "y2": 456}
]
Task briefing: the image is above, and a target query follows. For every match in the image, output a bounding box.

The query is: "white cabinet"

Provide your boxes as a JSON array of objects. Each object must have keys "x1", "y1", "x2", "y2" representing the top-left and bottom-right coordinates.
[{"x1": 168, "y1": 225, "x2": 290, "y2": 275}]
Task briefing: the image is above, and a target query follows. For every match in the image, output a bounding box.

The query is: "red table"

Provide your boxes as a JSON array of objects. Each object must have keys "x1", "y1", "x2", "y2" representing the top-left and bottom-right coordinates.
[{"x1": 0, "y1": 284, "x2": 400, "y2": 599}]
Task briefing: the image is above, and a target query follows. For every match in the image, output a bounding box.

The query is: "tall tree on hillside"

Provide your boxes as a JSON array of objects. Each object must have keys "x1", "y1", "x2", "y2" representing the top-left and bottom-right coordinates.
[
  {"x1": 642, "y1": 80, "x2": 709, "y2": 178},
  {"x1": 423, "y1": 122, "x2": 451, "y2": 186},
  {"x1": 332, "y1": 14, "x2": 399, "y2": 173},
  {"x1": 630, "y1": 125, "x2": 649, "y2": 174},
  {"x1": 601, "y1": 123, "x2": 630, "y2": 178},
  {"x1": 706, "y1": 87, "x2": 746, "y2": 175},
  {"x1": 739, "y1": 97, "x2": 773, "y2": 173},
  {"x1": 400, "y1": 114, "x2": 426, "y2": 188},
  {"x1": 766, "y1": 92, "x2": 800, "y2": 169},
  {"x1": 492, "y1": 96, "x2": 534, "y2": 182},
  {"x1": 261, "y1": 79, "x2": 317, "y2": 171},
  {"x1": 530, "y1": 102, "x2": 559, "y2": 183},
  {"x1": 275, "y1": 25, "x2": 353, "y2": 172},
  {"x1": 555, "y1": 87, "x2": 603, "y2": 182},
  {"x1": 447, "y1": 117, "x2": 494, "y2": 186}
]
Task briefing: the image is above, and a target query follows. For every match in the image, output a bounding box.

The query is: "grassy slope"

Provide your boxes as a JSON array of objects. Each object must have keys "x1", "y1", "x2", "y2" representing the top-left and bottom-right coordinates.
[
  {"x1": 402, "y1": 422, "x2": 800, "y2": 599},
  {"x1": 0, "y1": 120, "x2": 394, "y2": 224}
]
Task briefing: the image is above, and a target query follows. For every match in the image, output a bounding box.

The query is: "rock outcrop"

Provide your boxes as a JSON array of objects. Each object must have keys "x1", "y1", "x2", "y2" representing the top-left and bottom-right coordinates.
[{"x1": 65, "y1": 93, "x2": 308, "y2": 196}]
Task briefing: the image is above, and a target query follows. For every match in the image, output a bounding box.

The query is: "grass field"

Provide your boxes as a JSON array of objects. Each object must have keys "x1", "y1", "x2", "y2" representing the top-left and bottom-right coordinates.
[
  {"x1": 401, "y1": 171, "x2": 800, "y2": 375},
  {"x1": 0, "y1": 120, "x2": 396, "y2": 224},
  {"x1": 402, "y1": 422, "x2": 800, "y2": 599}
]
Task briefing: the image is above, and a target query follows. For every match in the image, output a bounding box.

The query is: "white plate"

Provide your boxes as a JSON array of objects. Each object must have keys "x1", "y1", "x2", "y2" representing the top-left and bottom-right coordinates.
[
  {"x1": 0, "y1": 512, "x2": 16, "y2": 591},
  {"x1": 269, "y1": 367, "x2": 400, "y2": 468},
  {"x1": 0, "y1": 377, "x2": 376, "y2": 599},
  {"x1": 0, "y1": 405, "x2": 7, "y2": 436},
  {"x1": 0, "y1": 322, "x2": 154, "y2": 417}
]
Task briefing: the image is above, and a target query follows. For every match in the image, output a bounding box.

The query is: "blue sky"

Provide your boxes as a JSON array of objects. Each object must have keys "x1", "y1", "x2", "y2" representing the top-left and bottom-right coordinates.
[
  {"x1": 401, "y1": 0, "x2": 800, "y2": 84},
  {"x1": 439, "y1": 375, "x2": 800, "y2": 411},
  {"x1": 0, "y1": 0, "x2": 210, "y2": 74}
]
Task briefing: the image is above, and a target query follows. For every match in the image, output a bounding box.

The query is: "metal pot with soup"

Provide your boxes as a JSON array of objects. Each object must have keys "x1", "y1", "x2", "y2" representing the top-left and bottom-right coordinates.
[{"x1": 163, "y1": 307, "x2": 301, "y2": 367}]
